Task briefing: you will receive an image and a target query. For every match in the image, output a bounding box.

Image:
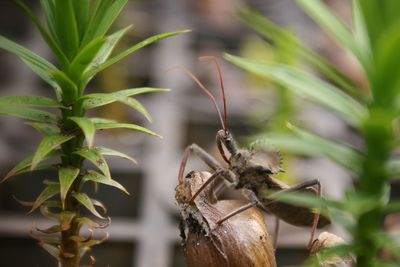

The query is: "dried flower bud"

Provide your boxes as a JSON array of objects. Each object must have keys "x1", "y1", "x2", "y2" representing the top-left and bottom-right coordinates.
[
  {"x1": 176, "y1": 171, "x2": 276, "y2": 267},
  {"x1": 310, "y1": 231, "x2": 354, "y2": 267}
]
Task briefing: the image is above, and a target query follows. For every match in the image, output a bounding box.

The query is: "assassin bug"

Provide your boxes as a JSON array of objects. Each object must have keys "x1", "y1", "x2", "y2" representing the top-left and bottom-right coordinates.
[{"x1": 177, "y1": 56, "x2": 331, "y2": 249}]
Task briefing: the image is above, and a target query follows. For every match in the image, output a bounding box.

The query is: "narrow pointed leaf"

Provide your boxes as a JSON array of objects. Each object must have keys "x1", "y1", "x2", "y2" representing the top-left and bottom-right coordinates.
[
  {"x1": 72, "y1": 193, "x2": 105, "y2": 219},
  {"x1": 54, "y1": 0, "x2": 80, "y2": 59},
  {"x1": 80, "y1": 0, "x2": 128, "y2": 46},
  {"x1": 3, "y1": 150, "x2": 61, "y2": 182},
  {"x1": 40, "y1": 205, "x2": 59, "y2": 220},
  {"x1": 0, "y1": 95, "x2": 63, "y2": 108},
  {"x1": 14, "y1": 0, "x2": 69, "y2": 68},
  {"x1": 72, "y1": 0, "x2": 89, "y2": 40},
  {"x1": 59, "y1": 167, "x2": 80, "y2": 208},
  {"x1": 76, "y1": 216, "x2": 110, "y2": 229},
  {"x1": 79, "y1": 87, "x2": 168, "y2": 110},
  {"x1": 0, "y1": 107, "x2": 58, "y2": 124},
  {"x1": 40, "y1": 243, "x2": 60, "y2": 260},
  {"x1": 119, "y1": 97, "x2": 152, "y2": 122},
  {"x1": 98, "y1": 146, "x2": 137, "y2": 164},
  {"x1": 83, "y1": 170, "x2": 129, "y2": 194},
  {"x1": 59, "y1": 211, "x2": 76, "y2": 230},
  {"x1": 25, "y1": 122, "x2": 60, "y2": 135},
  {"x1": 69, "y1": 117, "x2": 95, "y2": 147},
  {"x1": 89, "y1": 117, "x2": 117, "y2": 124},
  {"x1": 239, "y1": 6, "x2": 360, "y2": 99},
  {"x1": 295, "y1": 0, "x2": 370, "y2": 68},
  {"x1": 0, "y1": 35, "x2": 59, "y2": 87},
  {"x1": 74, "y1": 147, "x2": 110, "y2": 178},
  {"x1": 82, "y1": 25, "x2": 131, "y2": 85},
  {"x1": 85, "y1": 30, "x2": 189, "y2": 78},
  {"x1": 264, "y1": 189, "x2": 343, "y2": 210},
  {"x1": 40, "y1": 0, "x2": 58, "y2": 44},
  {"x1": 95, "y1": 122, "x2": 161, "y2": 138},
  {"x1": 36, "y1": 225, "x2": 62, "y2": 234},
  {"x1": 79, "y1": 233, "x2": 109, "y2": 248},
  {"x1": 225, "y1": 54, "x2": 367, "y2": 127},
  {"x1": 31, "y1": 134, "x2": 75, "y2": 170},
  {"x1": 30, "y1": 183, "x2": 60, "y2": 213},
  {"x1": 252, "y1": 125, "x2": 362, "y2": 173},
  {"x1": 51, "y1": 71, "x2": 78, "y2": 103},
  {"x1": 69, "y1": 36, "x2": 106, "y2": 82}
]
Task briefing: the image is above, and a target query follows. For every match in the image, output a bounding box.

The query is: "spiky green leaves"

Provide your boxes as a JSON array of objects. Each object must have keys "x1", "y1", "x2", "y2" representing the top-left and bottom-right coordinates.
[{"x1": 225, "y1": 54, "x2": 367, "y2": 127}]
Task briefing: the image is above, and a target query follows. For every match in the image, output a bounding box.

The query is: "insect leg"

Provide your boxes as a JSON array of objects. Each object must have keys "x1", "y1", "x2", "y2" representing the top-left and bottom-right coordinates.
[
  {"x1": 273, "y1": 217, "x2": 280, "y2": 249},
  {"x1": 269, "y1": 179, "x2": 322, "y2": 250},
  {"x1": 187, "y1": 169, "x2": 224, "y2": 204},
  {"x1": 178, "y1": 143, "x2": 221, "y2": 184},
  {"x1": 178, "y1": 144, "x2": 236, "y2": 204},
  {"x1": 216, "y1": 189, "x2": 262, "y2": 225}
]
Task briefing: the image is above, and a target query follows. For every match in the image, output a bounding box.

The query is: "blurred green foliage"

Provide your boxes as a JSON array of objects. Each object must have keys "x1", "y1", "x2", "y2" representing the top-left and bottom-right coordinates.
[{"x1": 229, "y1": 0, "x2": 400, "y2": 266}]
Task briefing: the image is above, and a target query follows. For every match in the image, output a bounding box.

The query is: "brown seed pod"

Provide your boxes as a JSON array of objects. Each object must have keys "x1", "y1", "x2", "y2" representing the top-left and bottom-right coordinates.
[{"x1": 176, "y1": 171, "x2": 276, "y2": 267}]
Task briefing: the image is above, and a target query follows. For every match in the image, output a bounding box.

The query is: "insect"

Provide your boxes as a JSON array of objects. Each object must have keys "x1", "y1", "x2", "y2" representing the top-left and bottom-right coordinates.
[
  {"x1": 177, "y1": 56, "x2": 331, "y2": 249},
  {"x1": 175, "y1": 170, "x2": 276, "y2": 267}
]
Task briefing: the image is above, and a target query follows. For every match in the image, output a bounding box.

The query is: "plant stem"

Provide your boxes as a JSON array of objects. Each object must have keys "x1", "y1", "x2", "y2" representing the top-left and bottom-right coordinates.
[
  {"x1": 60, "y1": 107, "x2": 85, "y2": 267},
  {"x1": 355, "y1": 109, "x2": 392, "y2": 266}
]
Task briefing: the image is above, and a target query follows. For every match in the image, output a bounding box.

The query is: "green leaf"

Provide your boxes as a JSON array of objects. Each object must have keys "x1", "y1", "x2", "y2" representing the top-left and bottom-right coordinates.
[
  {"x1": 2, "y1": 150, "x2": 61, "y2": 182},
  {"x1": 89, "y1": 117, "x2": 117, "y2": 124},
  {"x1": 295, "y1": 0, "x2": 371, "y2": 69},
  {"x1": 51, "y1": 71, "x2": 78, "y2": 103},
  {"x1": 74, "y1": 147, "x2": 110, "y2": 178},
  {"x1": 0, "y1": 107, "x2": 58, "y2": 124},
  {"x1": 0, "y1": 95, "x2": 63, "y2": 108},
  {"x1": 374, "y1": 21, "x2": 400, "y2": 107},
  {"x1": 79, "y1": 88, "x2": 168, "y2": 110},
  {"x1": 72, "y1": 193, "x2": 105, "y2": 219},
  {"x1": 252, "y1": 125, "x2": 362, "y2": 172},
  {"x1": 30, "y1": 183, "x2": 60, "y2": 213},
  {"x1": 69, "y1": 36, "x2": 106, "y2": 82},
  {"x1": 385, "y1": 200, "x2": 400, "y2": 213},
  {"x1": 0, "y1": 35, "x2": 59, "y2": 87},
  {"x1": 263, "y1": 189, "x2": 342, "y2": 210},
  {"x1": 59, "y1": 167, "x2": 80, "y2": 208},
  {"x1": 25, "y1": 122, "x2": 60, "y2": 135},
  {"x1": 98, "y1": 146, "x2": 137, "y2": 164},
  {"x1": 31, "y1": 134, "x2": 75, "y2": 170},
  {"x1": 39, "y1": 243, "x2": 60, "y2": 260},
  {"x1": 94, "y1": 122, "x2": 161, "y2": 138},
  {"x1": 225, "y1": 54, "x2": 367, "y2": 127},
  {"x1": 239, "y1": 6, "x2": 364, "y2": 101},
  {"x1": 69, "y1": 117, "x2": 95, "y2": 147},
  {"x1": 352, "y1": 0, "x2": 372, "y2": 70},
  {"x1": 72, "y1": 0, "x2": 89, "y2": 40},
  {"x1": 81, "y1": 26, "x2": 131, "y2": 86},
  {"x1": 118, "y1": 97, "x2": 153, "y2": 122},
  {"x1": 83, "y1": 170, "x2": 129, "y2": 194},
  {"x1": 40, "y1": 0, "x2": 59, "y2": 45},
  {"x1": 54, "y1": 0, "x2": 80, "y2": 59},
  {"x1": 15, "y1": 0, "x2": 69, "y2": 69},
  {"x1": 84, "y1": 30, "x2": 189, "y2": 78},
  {"x1": 80, "y1": 0, "x2": 128, "y2": 46},
  {"x1": 306, "y1": 244, "x2": 354, "y2": 266}
]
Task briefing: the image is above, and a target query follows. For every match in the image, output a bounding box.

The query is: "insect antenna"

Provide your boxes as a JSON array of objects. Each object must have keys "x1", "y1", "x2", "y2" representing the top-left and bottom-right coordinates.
[
  {"x1": 168, "y1": 66, "x2": 226, "y2": 132},
  {"x1": 198, "y1": 56, "x2": 228, "y2": 133}
]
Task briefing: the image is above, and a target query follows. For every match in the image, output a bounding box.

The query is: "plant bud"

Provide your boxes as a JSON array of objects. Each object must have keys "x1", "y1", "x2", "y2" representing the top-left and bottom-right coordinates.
[{"x1": 176, "y1": 171, "x2": 276, "y2": 267}]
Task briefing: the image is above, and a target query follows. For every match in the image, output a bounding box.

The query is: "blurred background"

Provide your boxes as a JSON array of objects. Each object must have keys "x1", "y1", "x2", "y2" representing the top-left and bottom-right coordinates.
[{"x1": 0, "y1": 0, "x2": 387, "y2": 266}]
